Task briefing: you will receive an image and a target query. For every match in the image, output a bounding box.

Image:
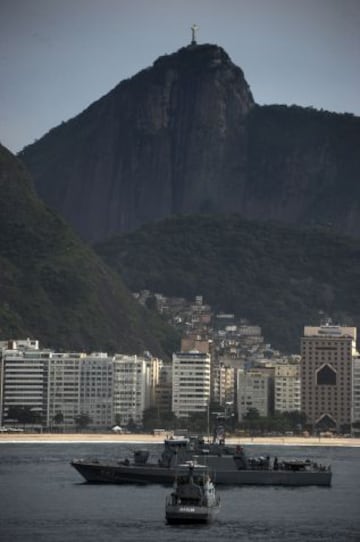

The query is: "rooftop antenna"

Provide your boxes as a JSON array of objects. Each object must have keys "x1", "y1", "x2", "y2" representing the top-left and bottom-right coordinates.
[{"x1": 191, "y1": 24, "x2": 199, "y2": 45}]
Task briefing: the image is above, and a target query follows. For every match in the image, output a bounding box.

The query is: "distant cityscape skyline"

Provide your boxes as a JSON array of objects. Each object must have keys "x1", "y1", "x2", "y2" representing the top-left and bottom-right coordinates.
[
  {"x1": 1, "y1": 310, "x2": 359, "y2": 434},
  {"x1": 1, "y1": 0, "x2": 360, "y2": 153}
]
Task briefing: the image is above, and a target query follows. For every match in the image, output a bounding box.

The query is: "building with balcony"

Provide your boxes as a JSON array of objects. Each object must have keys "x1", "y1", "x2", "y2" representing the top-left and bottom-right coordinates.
[
  {"x1": 79, "y1": 353, "x2": 113, "y2": 430},
  {"x1": 48, "y1": 352, "x2": 84, "y2": 429},
  {"x1": 172, "y1": 351, "x2": 211, "y2": 418},
  {"x1": 112, "y1": 355, "x2": 155, "y2": 426},
  {"x1": 237, "y1": 369, "x2": 271, "y2": 421},
  {"x1": 274, "y1": 363, "x2": 301, "y2": 413},
  {"x1": 0, "y1": 344, "x2": 52, "y2": 426}
]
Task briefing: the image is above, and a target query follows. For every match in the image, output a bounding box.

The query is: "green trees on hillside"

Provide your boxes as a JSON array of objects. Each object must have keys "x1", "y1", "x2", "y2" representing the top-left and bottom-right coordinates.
[{"x1": 95, "y1": 214, "x2": 360, "y2": 353}]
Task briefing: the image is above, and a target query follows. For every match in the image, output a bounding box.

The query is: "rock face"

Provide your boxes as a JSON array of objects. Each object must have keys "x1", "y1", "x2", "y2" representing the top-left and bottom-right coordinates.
[
  {"x1": 245, "y1": 106, "x2": 360, "y2": 237},
  {"x1": 20, "y1": 43, "x2": 360, "y2": 241}
]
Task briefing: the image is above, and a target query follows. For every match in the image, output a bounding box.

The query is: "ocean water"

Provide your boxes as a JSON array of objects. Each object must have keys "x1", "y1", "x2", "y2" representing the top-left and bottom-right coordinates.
[{"x1": 0, "y1": 442, "x2": 359, "y2": 542}]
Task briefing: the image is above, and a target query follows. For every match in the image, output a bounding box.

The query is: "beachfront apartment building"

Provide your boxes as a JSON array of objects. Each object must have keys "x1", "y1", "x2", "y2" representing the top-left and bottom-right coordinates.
[
  {"x1": 0, "y1": 343, "x2": 51, "y2": 426},
  {"x1": 78, "y1": 353, "x2": 113, "y2": 429},
  {"x1": 237, "y1": 369, "x2": 271, "y2": 421},
  {"x1": 172, "y1": 351, "x2": 211, "y2": 418},
  {"x1": 0, "y1": 345, "x2": 93, "y2": 429},
  {"x1": 48, "y1": 352, "x2": 84, "y2": 429},
  {"x1": 1, "y1": 341, "x2": 162, "y2": 430},
  {"x1": 112, "y1": 355, "x2": 157, "y2": 426},
  {"x1": 274, "y1": 363, "x2": 301, "y2": 413},
  {"x1": 300, "y1": 324, "x2": 358, "y2": 433},
  {"x1": 154, "y1": 361, "x2": 172, "y2": 418},
  {"x1": 0, "y1": 342, "x2": 113, "y2": 429}
]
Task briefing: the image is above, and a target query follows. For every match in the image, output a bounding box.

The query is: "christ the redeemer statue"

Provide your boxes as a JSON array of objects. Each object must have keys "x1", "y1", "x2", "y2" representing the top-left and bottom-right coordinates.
[{"x1": 191, "y1": 24, "x2": 199, "y2": 45}]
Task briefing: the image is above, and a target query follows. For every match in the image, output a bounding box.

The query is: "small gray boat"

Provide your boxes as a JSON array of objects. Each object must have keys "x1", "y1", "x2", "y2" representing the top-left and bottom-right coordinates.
[{"x1": 165, "y1": 462, "x2": 220, "y2": 524}]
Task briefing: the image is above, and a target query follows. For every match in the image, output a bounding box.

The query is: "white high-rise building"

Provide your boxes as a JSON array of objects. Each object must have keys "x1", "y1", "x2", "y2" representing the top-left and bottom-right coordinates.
[
  {"x1": 0, "y1": 345, "x2": 52, "y2": 426},
  {"x1": 274, "y1": 363, "x2": 301, "y2": 413},
  {"x1": 113, "y1": 355, "x2": 153, "y2": 426},
  {"x1": 1, "y1": 344, "x2": 112, "y2": 430},
  {"x1": 0, "y1": 340, "x2": 161, "y2": 431},
  {"x1": 237, "y1": 369, "x2": 271, "y2": 421},
  {"x1": 172, "y1": 351, "x2": 211, "y2": 418},
  {"x1": 48, "y1": 352, "x2": 84, "y2": 429},
  {"x1": 79, "y1": 353, "x2": 113, "y2": 429}
]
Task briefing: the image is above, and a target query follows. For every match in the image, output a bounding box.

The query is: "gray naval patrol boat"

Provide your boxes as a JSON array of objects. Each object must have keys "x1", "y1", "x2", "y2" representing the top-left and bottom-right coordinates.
[
  {"x1": 165, "y1": 462, "x2": 220, "y2": 524},
  {"x1": 71, "y1": 434, "x2": 332, "y2": 487}
]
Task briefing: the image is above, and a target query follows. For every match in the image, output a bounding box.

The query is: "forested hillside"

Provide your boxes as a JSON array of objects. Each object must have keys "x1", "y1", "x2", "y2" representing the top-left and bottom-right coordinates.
[
  {"x1": 95, "y1": 214, "x2": 360, "y2": 352},
  {"x1": 0, "y1": 144, "x2": 178, "y2": 357}
]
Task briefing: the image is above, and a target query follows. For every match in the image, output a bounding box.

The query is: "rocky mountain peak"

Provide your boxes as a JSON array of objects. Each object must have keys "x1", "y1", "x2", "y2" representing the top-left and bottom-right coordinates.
[
  {"x1": 21, "y1": 44, "x2": 360, "y2": 241},
  {"x1": 21, "y1": 43, "x2": 255, "y2": 240},
  {"x1": 147, "y1": 43, "x2": 255, "y2": 112},
  {"x1": 153, "y1": 43, "x2": 240, "y2": 73}
]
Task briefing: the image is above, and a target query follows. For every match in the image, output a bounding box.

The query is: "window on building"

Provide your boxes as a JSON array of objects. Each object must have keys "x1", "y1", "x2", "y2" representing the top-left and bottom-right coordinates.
[{"x1": 317, "y1": 364, "x2": 336, "y2": 386}]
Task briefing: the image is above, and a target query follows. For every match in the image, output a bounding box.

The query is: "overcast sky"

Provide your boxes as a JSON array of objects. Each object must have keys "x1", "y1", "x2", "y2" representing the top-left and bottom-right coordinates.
[{"x1": 1, "y1": 0, "x2": 359, "y2": 153}]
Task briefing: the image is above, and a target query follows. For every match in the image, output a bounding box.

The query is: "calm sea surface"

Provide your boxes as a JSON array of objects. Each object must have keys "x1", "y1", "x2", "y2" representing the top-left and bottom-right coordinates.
[{"x1": 0, "y1": 442, "x2": 359, "y2": 542}]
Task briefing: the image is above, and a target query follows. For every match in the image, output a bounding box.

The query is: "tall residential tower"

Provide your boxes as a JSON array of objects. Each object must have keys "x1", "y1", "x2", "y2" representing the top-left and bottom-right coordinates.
[{"x1": 300, "y1": 325, "x2": 358, "y2": 433}]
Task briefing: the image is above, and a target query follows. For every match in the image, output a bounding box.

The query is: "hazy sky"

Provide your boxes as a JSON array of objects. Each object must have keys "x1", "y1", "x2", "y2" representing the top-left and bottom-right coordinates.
[{"x1": 1, "y1": 0, "x2": 359, "y2": 153}]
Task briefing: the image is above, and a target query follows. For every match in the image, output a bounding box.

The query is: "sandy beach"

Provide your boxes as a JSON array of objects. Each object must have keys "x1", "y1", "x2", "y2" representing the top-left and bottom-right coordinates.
[{"x1": 1, "y1": 432, "x2": 359, "y2": 446}]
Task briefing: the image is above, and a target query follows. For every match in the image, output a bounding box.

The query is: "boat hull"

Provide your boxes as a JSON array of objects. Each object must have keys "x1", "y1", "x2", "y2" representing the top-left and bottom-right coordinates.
[
  {"x1": 166, "y1": 504, "x2": 219, "y2": 524},
  {"x1": 71, "y1": 460, "x2": 332, "y2": 486}
]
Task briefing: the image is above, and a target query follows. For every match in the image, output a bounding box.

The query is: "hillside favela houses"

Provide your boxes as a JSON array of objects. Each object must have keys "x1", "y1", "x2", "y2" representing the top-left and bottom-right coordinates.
[{"x1": 0, "y1": 295, "x2": 359, "y2": 436}]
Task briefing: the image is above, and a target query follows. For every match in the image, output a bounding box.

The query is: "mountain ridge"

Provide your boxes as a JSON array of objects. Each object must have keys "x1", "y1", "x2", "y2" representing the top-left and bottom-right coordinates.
[
  {"x1": 19, "y1": 42, "x2": 360, "y2": 240},
  {"x1": 18, "y1": 43, "x2": 253, "y2": 239}
]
